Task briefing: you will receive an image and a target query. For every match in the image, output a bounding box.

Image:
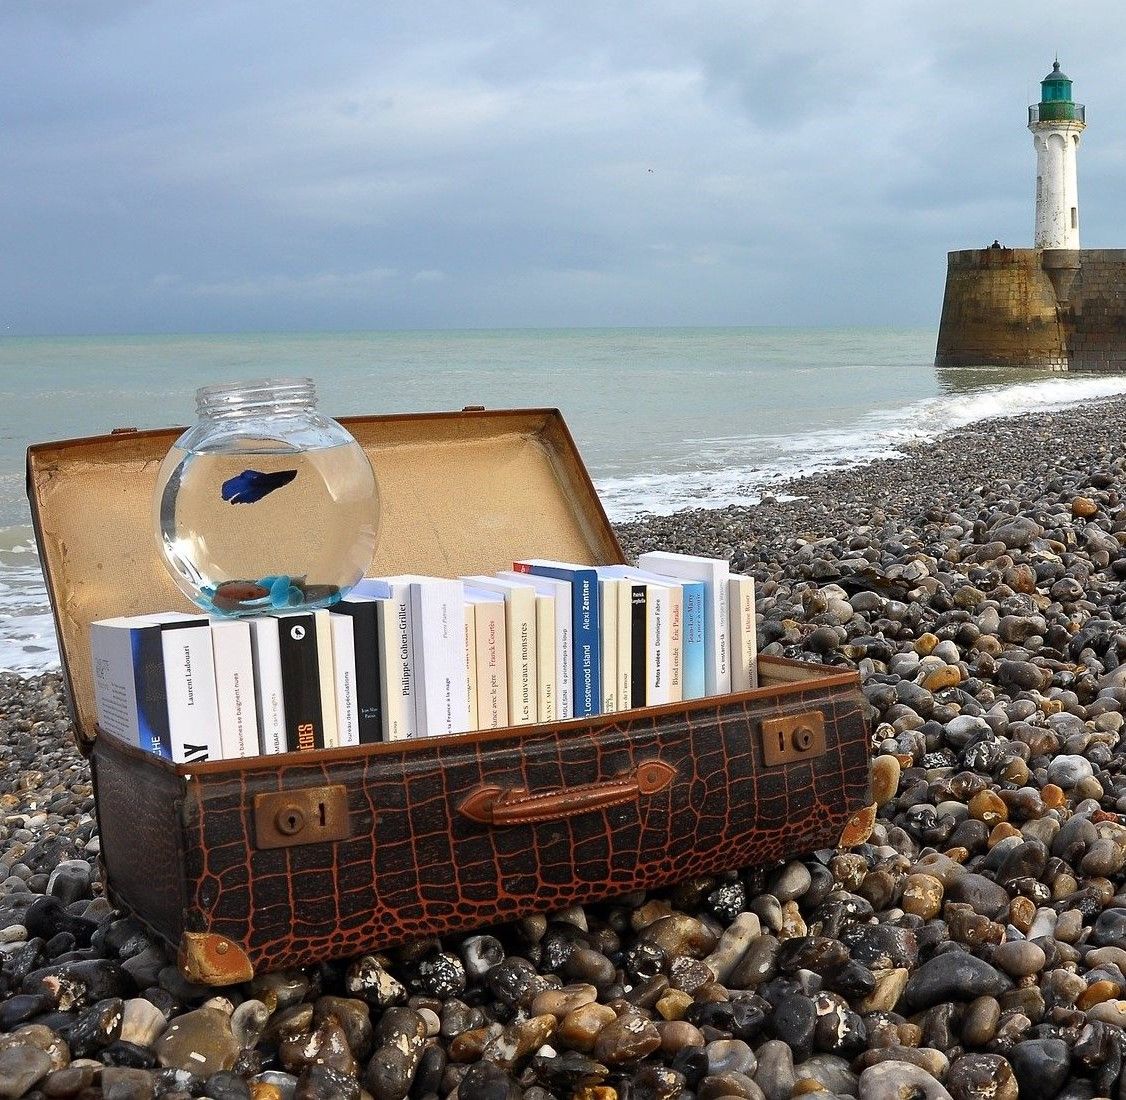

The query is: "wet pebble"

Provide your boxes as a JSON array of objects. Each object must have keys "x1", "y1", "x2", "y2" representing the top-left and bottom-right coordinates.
[{"x1": 858, "y1": 1060, "x2": 952, "y2": 1100}]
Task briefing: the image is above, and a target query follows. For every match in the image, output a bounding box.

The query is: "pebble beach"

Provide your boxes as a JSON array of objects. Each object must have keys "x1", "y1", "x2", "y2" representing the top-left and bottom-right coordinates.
[{"x1": 4, "y1": 395, "x2": 1126, "y2": 1099}]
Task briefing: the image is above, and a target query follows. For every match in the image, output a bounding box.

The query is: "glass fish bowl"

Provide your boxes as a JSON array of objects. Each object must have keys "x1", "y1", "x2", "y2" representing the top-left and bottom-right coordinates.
[{"x1": 153, "y1": 378, "x2": 379, "y2": 616}]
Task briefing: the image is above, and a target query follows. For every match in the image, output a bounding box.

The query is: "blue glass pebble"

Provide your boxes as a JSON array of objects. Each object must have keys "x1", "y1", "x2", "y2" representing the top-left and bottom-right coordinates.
[{"x1": 269, "y1": 575, "x2": 292, "y2": 608}]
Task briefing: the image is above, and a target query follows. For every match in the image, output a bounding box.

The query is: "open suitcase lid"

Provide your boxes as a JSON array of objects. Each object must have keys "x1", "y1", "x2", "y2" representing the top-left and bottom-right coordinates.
[{"x1": 26, "y1": 407, "x2": 624, "y2": 744}]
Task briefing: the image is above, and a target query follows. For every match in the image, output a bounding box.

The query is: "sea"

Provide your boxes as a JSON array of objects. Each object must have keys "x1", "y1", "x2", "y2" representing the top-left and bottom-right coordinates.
[{"x1": 5, "y1": 326, "x2": 1126, "y2": 676}]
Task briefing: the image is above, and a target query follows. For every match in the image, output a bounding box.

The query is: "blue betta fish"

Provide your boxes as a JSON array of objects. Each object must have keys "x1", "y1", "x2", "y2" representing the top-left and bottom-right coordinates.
[{"x1": 221, "y1": 468, "x2": 298, "y2": 504}]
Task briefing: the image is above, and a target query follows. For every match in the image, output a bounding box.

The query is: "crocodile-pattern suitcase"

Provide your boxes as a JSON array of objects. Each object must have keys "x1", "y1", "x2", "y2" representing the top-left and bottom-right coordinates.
[{"x1": 27, "y1": 408, "x2": 873, "y2": 985}]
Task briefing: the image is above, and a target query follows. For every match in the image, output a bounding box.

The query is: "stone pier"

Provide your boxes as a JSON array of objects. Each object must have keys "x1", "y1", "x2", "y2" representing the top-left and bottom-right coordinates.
[{"x1": 935, "y1": 248, "x2": 1126, "y2": 370}]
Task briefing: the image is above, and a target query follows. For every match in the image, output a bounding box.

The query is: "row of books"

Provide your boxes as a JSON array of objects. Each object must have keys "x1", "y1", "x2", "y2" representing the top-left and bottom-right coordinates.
[{"x1": 90, "y1": 553, "x2": 758, "y2": 763}]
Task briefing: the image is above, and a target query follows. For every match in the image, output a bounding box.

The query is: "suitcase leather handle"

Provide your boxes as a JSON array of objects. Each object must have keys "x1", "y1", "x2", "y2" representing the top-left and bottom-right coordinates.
[{"x1": 459, "y1": 760, "x2": 676, "y2": 826}]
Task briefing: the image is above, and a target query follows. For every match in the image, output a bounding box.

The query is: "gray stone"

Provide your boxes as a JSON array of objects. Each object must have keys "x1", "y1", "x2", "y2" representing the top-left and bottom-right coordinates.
[
  {"x1": 1046, "y1": 754, "x2": 1094, "y2": 787},
  {"x1": 100, "y1": 1066, "x2": 156, "y2": 1100},
  {"x1": 705, "y1": 1038, "x2": 756, "y2": 1077},
  {"x1": 0, "y1": 1044, "x2": 53, "y2": 1100},
  {"x1": 1009, "y1": 1038, "x2": 1070, "y2": 1100},
  {"x1": 859, "y1": 1060, "x2": 953, "y2": 1100},
  {"x1": 231, "y1": 998, "x2": 270, "y2": 1049},
  {"x1": 992, "y1": 940, "x2": 1046, "y2": 978},
  {"x1": 769, "y1": 862, "x2": 812, "y2": 903},
  {"x1": 903, "y1": 952, "x2": 1012, "y2": 1012},
  {"x1": 154, "y1": 1004, "x2": 239, "y2": 1075},
  {"x1": 120, "y1": 997, "x2": 167, "y2": 1049},
  {"x1": 752, "y1": 1039, "x2": 795, "y2": 1100}
]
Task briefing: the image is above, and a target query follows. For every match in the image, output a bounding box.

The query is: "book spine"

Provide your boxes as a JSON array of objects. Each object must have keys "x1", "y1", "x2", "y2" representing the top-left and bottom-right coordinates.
[
  {"x1": 636, "y1": 553, "x2": 731, "y2": 695},
  {"x1": 277, "y1": 613, "x2": 324, "y2": 751},
  {"x1": 714, "y1": 569, "x2": 731, "y2": 695},
  {"x1": 647, "y1": 585, "x2": 671, "y2": 706},
  {"x1": 534, "y1": 593, "x2": 556, "y2": 723},
  {"x1": 133, "y1": 625, "x2": 173, "y2": 759},
  {"x1": 554, "y1": 586, "x2": 573, "y2": 721},
  {"x1": 514, "y1": 564, "x2": 599, "y2": 717},
  {"x1": 572, "y1": 570, "x2": 600, "y2": 718},
  {"x1": 330, "y1": 614, "x2": 359, "y2": 746},
  {"x1": 313, "y1": 611, "x2": 338, "y2": 748},
  {"x1": 473, "y1": 602, "x2": 508, "y2": 729},
  {"x1": 465, "y1": 604, "x2": 479, "y2": 732},
  {"x1": 599, "y1": 579, "x2": 618, "y2": 713},
  {"x1": 250, "y1": 618, "x2": 286, "y2": 754},
  {"x1": 630, "y1": 584, "x2": 647, "y2": 709},
  {"x1": 91, "y1": 626, "x2": 136, "y2": 746},
  {"x1": 410, "y1": 581, "x2": 471, "y2": 736},
  {"x1": 666, "y1": 584, "x2": 683, "y2": 704},
  {"x1": 507, "y1": 589, "x2": 537, "y2": 726},
  {"x1": 729, "y1": 575, "x2": 759, "y2": 691},
  {"x1": 211, "y1": 621, "x2": 259, "y2": 758},
  {"x1": 159, "y1": 620, "x2": 222, "y2": 764},
  {"x1": 681, "y1": 583, "x2": 707, "y2": 700},
  {"x1": 616, "y1": 580, "x2": 632, "y2": 710},
  {"x1": 376, "y1": 586, "x2": 416, "y2": 740},
  {"x1": 334, "y1": 602, "x2": 383, "y2": 744}
]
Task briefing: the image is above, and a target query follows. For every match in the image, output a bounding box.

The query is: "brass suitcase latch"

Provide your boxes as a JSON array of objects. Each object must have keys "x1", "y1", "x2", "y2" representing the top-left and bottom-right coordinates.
[
  {"x1": 254, "y1": 786, "x2": 351, "y2": 849},
  {"x1": 760, "y1": 711, "x2": 827, "y2": 765}
]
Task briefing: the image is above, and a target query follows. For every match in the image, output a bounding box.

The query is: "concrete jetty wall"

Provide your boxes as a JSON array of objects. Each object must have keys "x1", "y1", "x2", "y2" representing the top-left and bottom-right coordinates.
[{"x1": 935, "y1": 248, "x2": 1126, "y2": 370}]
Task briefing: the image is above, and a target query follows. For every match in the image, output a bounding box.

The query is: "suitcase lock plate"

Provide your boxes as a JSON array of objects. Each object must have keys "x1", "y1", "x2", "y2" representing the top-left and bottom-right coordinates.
[
  {"x1": 760, "y1": 711, "x2": 827, "y2": 765},
  {"x1": 254, "y1": 786, "x2": 351, "y2": 849}
]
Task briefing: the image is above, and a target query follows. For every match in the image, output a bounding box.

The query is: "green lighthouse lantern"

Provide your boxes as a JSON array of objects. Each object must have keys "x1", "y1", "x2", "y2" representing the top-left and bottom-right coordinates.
[
  {"x1": 1028, "y1": 58, "x2": 1086, "y2": 250},
  {"x1": 1034, "y1": 60, "x2": 1083, "y2": 123}
]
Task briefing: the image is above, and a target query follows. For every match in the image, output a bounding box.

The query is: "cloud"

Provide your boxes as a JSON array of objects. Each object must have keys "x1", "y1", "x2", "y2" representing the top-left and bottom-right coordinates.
[
  {"x1": 1, "y1": 0, "x2": 1124, "y2": 333},
  {"x1": 174, "y1": 268, "x2": 399, "y2": 299}
]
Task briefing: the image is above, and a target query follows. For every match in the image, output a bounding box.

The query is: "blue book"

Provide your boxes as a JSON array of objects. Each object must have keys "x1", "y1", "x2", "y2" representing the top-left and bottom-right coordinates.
[
  {"x1": 349, "y1": 578, "x2": 393, "y2": 601},
  {"x1": 513, "y1": 559, "x2": 601, "y2": 718},
  {"x1": 679, "y1": 582, "x2": 706, "y2": 700},
  {"x1": 131, "y1": 620, "x2": 173, "y2": 759},
  {"x1": 608, "y1": 568, "x2": 706, "y2": 700}
]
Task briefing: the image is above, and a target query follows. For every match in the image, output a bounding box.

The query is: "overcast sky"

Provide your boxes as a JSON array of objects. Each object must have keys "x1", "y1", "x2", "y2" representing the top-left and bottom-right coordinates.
[{"x1": 3, "y1": 1, "x2": 1124, "y2": 335}]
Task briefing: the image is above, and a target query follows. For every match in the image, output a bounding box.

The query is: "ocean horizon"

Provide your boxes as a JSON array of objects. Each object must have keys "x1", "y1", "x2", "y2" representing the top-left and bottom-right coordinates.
[{"x1": 5, "y1": 324, "x2": 1126, "y2": 674}]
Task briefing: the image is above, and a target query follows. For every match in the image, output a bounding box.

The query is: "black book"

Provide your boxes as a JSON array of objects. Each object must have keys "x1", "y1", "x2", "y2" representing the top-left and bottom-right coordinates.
[
  {"x1": 630, "y1": 584, "x2": 647, "y2": 710},
  {"x1": 275, "y1": 612, "x2": 324, "y2": 751},
  {"x1": 333, "y1": 600, "x2": 383, "y2": 744}
]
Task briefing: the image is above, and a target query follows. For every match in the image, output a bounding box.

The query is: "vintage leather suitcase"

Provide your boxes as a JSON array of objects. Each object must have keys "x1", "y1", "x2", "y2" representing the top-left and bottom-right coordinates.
[{"x1": 27, "y1": 407, "x2": 874, "y2": 986}]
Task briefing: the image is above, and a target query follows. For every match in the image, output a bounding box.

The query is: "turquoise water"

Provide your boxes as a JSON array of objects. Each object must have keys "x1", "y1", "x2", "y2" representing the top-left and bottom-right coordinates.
[{"x1": 4, "y1": 326, "x2": 1126, "y2": 671}]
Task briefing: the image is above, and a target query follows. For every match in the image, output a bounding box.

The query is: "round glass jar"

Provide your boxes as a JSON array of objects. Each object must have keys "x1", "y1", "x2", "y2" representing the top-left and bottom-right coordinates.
[{"x1": 153, "y1": 378, "x2": 379, "y2": 615}]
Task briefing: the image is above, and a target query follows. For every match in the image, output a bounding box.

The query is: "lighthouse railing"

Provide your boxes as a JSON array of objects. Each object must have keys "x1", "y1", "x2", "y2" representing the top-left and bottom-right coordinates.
[{"x1": 1029, "y1": 103, "x2": 1085, "y2": 125}]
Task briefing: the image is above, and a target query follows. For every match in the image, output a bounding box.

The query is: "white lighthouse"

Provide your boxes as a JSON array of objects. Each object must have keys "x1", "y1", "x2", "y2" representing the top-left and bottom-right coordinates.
[{"x1": 1029, "y1": 60, "x2": 1086, "y2": 249}]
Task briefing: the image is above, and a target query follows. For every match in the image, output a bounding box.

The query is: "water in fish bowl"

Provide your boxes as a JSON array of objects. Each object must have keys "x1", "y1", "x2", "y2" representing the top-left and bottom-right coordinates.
[{"x1": 155, "y1": 437, "x2": 379, "y2": 615}]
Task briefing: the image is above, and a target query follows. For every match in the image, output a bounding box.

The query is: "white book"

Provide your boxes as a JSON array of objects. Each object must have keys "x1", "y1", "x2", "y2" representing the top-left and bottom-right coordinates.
[
  {"x1": 599, "y1": 578, "x2": 619, "y2": 713},
  {"x1": 615, "y1": 579, "x2": 632, "y2": 711},
  {"x1": 464, "y1": 587, "x2": 509, "y2": 730},
  {"x1": 533, "y1": 593, "x2": 556, "y2": 722},
  {"x1": 330, "y1": 613, "x2": 360, "y2": 746},
  {"x1": 90, "y1": 615, "x2": 169, "y2": 758},
  {"x1": 464, "y1": 603, "x2": 479, "y2": 732},
  {"x1": 249, "y1": 617, "x2": 286, "y2": 755},
  {"x1": 158, "y1": 616, "x2": 223, "y2": 764},
  {"x1": 597, "y1": 569, "x2": 675, "y2": 706},
  {"x1": 729, "y1": 575, "x2": 759, "y2": 691},
  {"x1": 497, "y1": 571, "x2": 572, "y2": 720},
  {"x1": 312, "y1": 609, "x2": 339, "y2": 748},
  {"x1": 638, "y1": 552, "x2": 731, "y2": 695},
  {"x1": 389, "y1": 575, "x2": 471, "y2": 737},
  {"x1": 460, "y1": 576, "x2": 538, "y2": 725},
  {"x1": 210, "y1": 619, "x2": 260, "y2": 758},
  {"x1": 601, "y1": 567, "x2": 683, "y2": 704},
  {"x1": 374, "y1": 580, "x2": 417, "y2": 740},
  {"x1": 640, "y1": 583, "x2": 672, "y2": 706}
]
